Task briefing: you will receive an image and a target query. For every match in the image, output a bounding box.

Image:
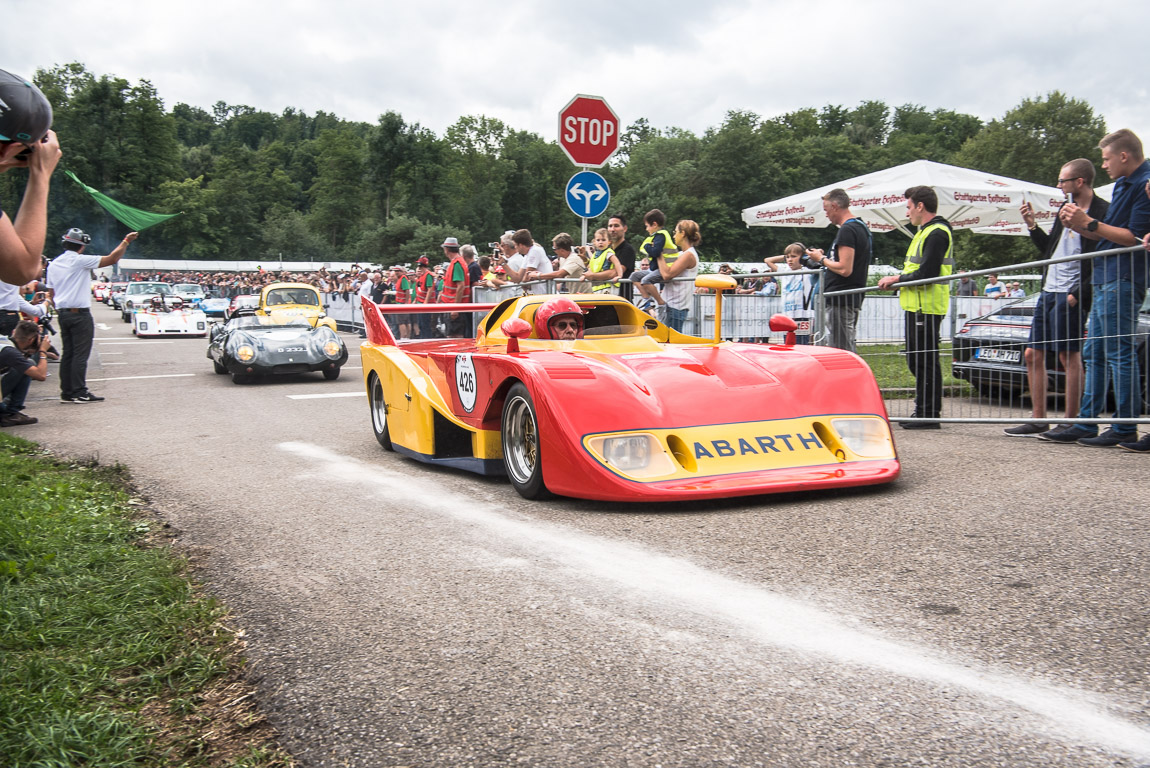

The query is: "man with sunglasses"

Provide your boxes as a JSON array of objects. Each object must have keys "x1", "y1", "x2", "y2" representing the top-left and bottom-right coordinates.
[
  {"x1": 1005, "y1": 159, "x2": 1106, "y2": 438},
  {"x1": 0, "y1": 69, "x2": 62, "y2": 286},
  {"x1": 534, "y1": 297, "x2": 585, "y2": 341}
]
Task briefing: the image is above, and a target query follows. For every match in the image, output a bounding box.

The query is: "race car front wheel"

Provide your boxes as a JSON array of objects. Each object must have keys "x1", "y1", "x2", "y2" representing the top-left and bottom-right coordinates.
[
  {"x1": 369, "y1": 373, "x2": 392, "y2": 451},
  {"x1": 502, "y1": 383, "x2": 551, "y2": 500}
]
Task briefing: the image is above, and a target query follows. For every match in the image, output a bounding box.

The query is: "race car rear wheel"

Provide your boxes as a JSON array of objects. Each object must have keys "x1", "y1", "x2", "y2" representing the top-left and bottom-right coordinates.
[
  {"x1": 368, "y1": 373, "x2": 392, "y2": 450},
  {"x1": 502, "y1": 383, "x2": 550, "y2": 500}
]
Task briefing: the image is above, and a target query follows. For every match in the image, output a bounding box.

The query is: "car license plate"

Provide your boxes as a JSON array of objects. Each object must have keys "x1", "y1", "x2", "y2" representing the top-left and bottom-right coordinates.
[{"x1": 976, "y1": 347, "x2": 1021, "y2": 363}]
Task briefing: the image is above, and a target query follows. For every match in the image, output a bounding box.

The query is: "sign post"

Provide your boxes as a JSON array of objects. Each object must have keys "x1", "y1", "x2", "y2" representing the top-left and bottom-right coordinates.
[{"x1": 558, "y1": 95, "x2": 620, "y2": 246}]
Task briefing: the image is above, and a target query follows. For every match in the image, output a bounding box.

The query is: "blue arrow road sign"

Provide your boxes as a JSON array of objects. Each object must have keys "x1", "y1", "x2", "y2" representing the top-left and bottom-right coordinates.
[{"x1": 565, "y1": 170, "x2": 610, "y2": 219}]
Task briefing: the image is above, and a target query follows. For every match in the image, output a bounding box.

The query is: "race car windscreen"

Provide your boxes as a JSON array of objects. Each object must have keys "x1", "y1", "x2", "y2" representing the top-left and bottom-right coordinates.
[
  {"x1": 266, "y1": 289, "x2": 319, "y2": 306},
  {"x1": 579, "y1": 304, "x2": 646, "y2": 337},
  {"x1": 128, "y1": 283, "x2": 173, "y2": 295},
  {"x1": 229, "y1": 316, "x2": 313, "y2": 330}
]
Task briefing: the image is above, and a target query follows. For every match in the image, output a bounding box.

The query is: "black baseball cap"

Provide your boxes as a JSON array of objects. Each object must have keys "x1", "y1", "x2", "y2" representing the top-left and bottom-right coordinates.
[{"x1": 0, "y1": 69, "x2": 52, "y2": 144}]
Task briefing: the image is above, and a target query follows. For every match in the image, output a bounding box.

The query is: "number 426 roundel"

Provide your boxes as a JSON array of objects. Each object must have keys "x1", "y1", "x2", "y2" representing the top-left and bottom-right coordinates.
[{"x1": 455, "y1": 354, "x2": 478, "y2": 413}]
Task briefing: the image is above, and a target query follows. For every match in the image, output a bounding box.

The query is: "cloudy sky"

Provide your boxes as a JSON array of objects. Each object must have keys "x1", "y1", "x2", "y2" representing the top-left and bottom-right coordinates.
[{"x1": 8, "y1": 0, "x2": 1150, "y2": 143}]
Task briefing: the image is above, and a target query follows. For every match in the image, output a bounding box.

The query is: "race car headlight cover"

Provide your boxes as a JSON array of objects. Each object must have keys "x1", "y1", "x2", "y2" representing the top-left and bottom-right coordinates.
[
  {"x1": 829, "y1": 418, "x2": 893, "y2": 458},
  {"x1": 232, "y1": 333, "x2": 256, "y2": 363},
  {"x1": 318, "y1": 330, "x2": 342, "y2": 358},
  {"x1": 585, "y1": 433, "x2": 676, "y2": 478}
]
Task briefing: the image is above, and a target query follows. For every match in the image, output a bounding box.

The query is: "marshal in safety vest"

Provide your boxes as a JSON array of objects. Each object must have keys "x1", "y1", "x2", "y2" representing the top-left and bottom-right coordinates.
[
  {"x1": 587, "y1": 246, "x2": 619, "y2": 292},
  {"x1": 899, "y1": 221, "x2": 954, "y2": 315},
  {"x1": 393, "y1": 276, "x2": 413, "y2": 304},
  {"x1": 438, "y1": 254, "x2": 470, "y2": 303},
  {"x1": 640, "y1": 229, "x2": 678, "y2": 266},
  {"x1": 415, "y1": 270, "x2": 435, "y2": 303}
]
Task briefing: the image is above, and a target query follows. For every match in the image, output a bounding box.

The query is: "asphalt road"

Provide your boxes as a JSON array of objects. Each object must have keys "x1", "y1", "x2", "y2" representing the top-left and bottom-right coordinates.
[{"x1": 21, "y1": 301, "x2": 1150, "y2": 768}]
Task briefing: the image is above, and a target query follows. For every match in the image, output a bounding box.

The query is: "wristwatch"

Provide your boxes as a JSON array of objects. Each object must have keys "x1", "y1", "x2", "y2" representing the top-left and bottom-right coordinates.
[{"x1": 1086, "y1": 219, "x2": 1099, "y2": 232}]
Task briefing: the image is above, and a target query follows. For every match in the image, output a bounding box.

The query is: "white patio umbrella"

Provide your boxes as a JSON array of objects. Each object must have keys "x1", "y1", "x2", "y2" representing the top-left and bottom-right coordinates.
[{"x1": 741, "y1": 159, "x2": 1065, "y2": 237}]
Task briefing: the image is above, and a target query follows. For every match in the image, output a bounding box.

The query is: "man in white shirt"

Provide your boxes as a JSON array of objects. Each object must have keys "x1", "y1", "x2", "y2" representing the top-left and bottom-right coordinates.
[
  {"x1": 356, "y1": 271, "x2": 380, "y2": 337},
  {"x1": 984, "y1": 273, "x2": 1006, "y2": 299},
  {"x1": 0, "y1": 278, "x2": 48, "y2": 336},
  {"x1": 46, "y1": 227, "x2": 137, "y2": 402},
  {"x1": 510, "y1": 229, "x2": 552, "y2": 294}
]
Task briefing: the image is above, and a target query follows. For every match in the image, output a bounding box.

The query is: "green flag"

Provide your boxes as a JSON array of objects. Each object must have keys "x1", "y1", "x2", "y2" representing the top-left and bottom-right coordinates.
[{"x1": 64, "y1": 171, "x2": 182, "y2": 231}]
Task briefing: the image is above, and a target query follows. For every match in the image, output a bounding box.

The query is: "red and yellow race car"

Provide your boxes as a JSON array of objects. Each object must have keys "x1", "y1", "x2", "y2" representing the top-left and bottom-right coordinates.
[{"x1": 360, "y1": 279, "x2": 898, "y2": 502}]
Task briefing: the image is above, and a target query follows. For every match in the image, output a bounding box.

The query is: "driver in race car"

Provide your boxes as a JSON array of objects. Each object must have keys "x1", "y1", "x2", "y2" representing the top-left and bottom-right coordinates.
[{"x1": 535, "y1": 297, "x2": 585, "y2": 341}]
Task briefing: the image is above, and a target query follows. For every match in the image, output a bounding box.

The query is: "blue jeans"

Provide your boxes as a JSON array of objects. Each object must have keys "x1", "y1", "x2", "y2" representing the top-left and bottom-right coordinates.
[
  {"x1": 665, "y1": 305, "x2": 688, "y2": 333},
  {"x1": 1076, "y1": 280, "x2": 1147, "y2": 437},
  {"x1": 1, "y1": 367, "x2": 31, "y2": 413}
]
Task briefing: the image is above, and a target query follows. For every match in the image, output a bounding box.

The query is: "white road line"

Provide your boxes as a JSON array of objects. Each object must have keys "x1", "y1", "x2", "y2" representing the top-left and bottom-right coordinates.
[
  {"x1": 278, "y1": 439, "x2": 1150, "y2": 762},
  {"x1": 100, "y1": 352, "x2": 124, "y2": 356},
  {"x1": 99, "y1": 341, "x2": 175, "y2": 345},
  {"x1": 87, "y1": 373, "x2": 196, "y2": 382},
  {"x1": 286, "y1": 392, "x2": 365, "y2": 400},
  {"x1": 101, "y1": 362, "x2": 129, "y2": 366}
]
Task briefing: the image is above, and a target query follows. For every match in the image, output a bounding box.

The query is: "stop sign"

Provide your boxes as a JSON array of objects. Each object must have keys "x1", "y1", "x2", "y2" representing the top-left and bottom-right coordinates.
[{"x1": 558, "y1": 94, "x2": 619, "y2": 168}]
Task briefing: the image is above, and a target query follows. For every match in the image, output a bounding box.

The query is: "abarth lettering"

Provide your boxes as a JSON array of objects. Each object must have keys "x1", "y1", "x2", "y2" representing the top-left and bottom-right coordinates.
[{"x1": 694, "y1": 431, "x2": 823, "y2": 459}]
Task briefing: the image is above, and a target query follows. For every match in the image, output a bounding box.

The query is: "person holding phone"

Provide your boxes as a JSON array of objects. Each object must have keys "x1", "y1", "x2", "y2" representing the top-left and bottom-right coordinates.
[{"x1": 1048, "y1": 130, "x2": 1150, "y2": 449}]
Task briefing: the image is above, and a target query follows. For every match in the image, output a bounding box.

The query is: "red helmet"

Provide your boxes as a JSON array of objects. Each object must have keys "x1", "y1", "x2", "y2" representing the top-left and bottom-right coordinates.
[{"x1": 534, "y1": 297, "x2": 585, "y2": 340}]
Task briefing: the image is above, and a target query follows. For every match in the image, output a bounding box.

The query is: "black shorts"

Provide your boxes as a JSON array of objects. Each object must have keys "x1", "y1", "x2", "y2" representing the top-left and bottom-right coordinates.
[{"x1": 1028, "y1": 291, "x2": 1084, "y2": 352}]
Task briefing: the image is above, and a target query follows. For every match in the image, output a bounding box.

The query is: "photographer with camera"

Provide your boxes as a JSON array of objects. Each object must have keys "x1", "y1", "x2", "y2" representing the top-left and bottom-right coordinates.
[
  {"x1": 0, "y1": 319, "x2": 51, "y2": 426},
  {"x1": 0, "y1": 69, "x2": 62, "y2": 287}
]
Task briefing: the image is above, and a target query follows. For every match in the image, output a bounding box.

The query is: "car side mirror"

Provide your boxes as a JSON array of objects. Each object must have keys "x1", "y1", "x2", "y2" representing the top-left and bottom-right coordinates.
[
  {"x1": 501, "y1": 318, "x2": 532, "y2": 354},
  {"x1": 768, "y1": 313, "x2": 798, "y2": 346}
]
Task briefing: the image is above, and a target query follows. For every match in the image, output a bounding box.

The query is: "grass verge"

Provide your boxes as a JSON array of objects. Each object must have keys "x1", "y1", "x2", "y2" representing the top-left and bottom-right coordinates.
[
  {"x1": 857, "y1": 342, "x2": 973, "y2": 399},
  {"x1": 0, "y1": 433, "x2": 293, "y2": 768}
]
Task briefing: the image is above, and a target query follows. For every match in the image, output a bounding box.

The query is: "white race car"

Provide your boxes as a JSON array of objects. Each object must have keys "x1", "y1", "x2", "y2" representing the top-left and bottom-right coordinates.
[{"x1": 132, "y1": 296, "x2": 209, "y2": 338}]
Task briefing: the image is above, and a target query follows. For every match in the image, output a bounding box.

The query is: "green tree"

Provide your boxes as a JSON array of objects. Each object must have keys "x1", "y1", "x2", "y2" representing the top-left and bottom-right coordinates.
[
  {"x1": 953, "y1": 92, "x2": 1106, "y2": 269},
  {"x1": 441, "y1": 115, "x2": 513, "y2": 237},
  {"x1": 953, "y1": 91, "x2": 1106, "y2": 184},
  {"x1": 307, "y1": 128, "x2": 367, "y2": 250},
  {"x1": 151, "y1": 176, "x2": 220, "y2": 259},
  {"x1": 366, "y1": 111, "x2": 412, "y2": 222}
]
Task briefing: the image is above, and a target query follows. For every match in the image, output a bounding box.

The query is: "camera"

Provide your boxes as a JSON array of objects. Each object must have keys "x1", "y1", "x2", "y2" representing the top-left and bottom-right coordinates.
[
  {"x1": 13, "y1": 134, "x2": 49, "y2": 161},
  {"x1": 487, "y1": 242, "x2": 500, "y2": 249}
]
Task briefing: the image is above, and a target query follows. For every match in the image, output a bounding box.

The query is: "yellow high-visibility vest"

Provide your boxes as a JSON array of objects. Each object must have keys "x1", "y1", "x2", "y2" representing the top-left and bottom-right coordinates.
[
  {"x1": 587, "y1": 247, "x2": 619, "y2": 292},
  {"x1": 641, "y1": 229, "x2": 678, "y2": 266},
  {"x1": 899, "y1": 222, "x2": 954, "y2": 315}
]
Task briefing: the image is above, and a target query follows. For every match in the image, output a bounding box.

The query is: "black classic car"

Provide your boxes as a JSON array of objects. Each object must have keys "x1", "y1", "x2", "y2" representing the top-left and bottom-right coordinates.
[
  {"x1": 206, "y1": 313, "x2": 348, "y2": 384},
  {"x1": 952, "y1": 293, "x2": 1150, "y2": 409}
]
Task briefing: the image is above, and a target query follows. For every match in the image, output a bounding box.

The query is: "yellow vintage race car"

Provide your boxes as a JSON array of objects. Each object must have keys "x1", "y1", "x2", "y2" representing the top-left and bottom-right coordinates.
[
  {"x1": 257, "y1": 283, "x2": 336, "y2": 331},
  {"x1": 360, "y1": 279, "x2": 900, "y2": 502}
]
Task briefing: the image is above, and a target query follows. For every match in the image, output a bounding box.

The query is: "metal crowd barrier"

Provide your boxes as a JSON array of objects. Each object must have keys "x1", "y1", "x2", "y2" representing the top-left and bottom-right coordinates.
[
  {"x1": 821, "y1": 245, "x2": 1150, "y2": 426},
  {"x1": 325, "y1": 250, "x2": 1148, "y2": 429}
]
